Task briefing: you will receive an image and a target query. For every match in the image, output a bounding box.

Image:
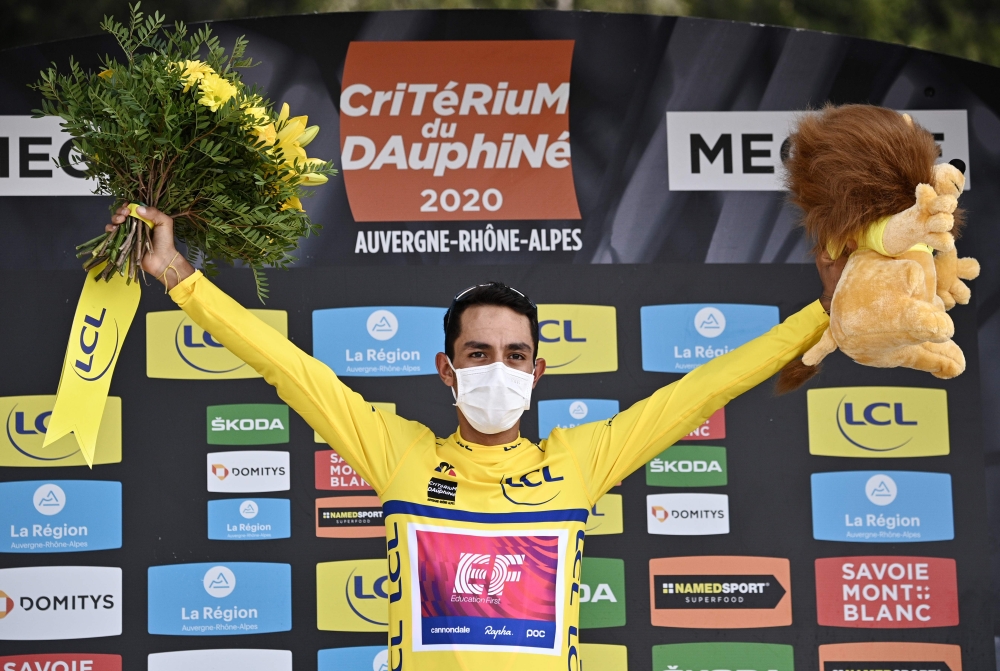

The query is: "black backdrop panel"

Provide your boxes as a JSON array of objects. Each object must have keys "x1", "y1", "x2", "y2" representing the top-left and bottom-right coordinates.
[{"x1": 0, "y1": 264, "x2": 990, "y2": 670}]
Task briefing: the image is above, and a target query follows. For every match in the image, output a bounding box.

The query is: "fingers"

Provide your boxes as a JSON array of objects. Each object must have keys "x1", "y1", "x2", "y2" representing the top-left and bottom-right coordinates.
[
  {"x1": 135, "y1": 204, "x2": 174, "y2": 228},
  {"x1": 925, "y1": 194, "x2": 958, "y2": 216},
  {"x1": 926, "y1": 212, "x2": 955, "y2": 233},
  {"x1": 925, "y1": 232, "x2": 956, "y2": 252},
  {"x1": 949, "y1": 281, "x2": 972, "y2": 305}
]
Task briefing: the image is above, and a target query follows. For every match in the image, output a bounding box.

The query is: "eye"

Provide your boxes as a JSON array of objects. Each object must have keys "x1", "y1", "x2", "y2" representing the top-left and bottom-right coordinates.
[
  {"x1": 469, "y1": 351, "x2": 485, "y2": 358},
  {"x1": 509, "y1": 353, "x2": 525, "y2": 360}
]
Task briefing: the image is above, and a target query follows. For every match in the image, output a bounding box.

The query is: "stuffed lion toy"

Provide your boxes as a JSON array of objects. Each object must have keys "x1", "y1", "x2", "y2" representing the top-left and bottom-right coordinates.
[{"x1": 777, "y1": 104, "x2": 979, "y2": 393}]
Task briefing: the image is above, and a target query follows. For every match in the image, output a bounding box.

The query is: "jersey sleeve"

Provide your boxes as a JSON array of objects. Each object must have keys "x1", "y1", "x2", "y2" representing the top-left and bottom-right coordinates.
[
  {"x1": 169, "y1": 271, "x2": 431, "y2": 495},
  {"x1": 552, "y1": 300, "x2": 829, "y2": 502}
]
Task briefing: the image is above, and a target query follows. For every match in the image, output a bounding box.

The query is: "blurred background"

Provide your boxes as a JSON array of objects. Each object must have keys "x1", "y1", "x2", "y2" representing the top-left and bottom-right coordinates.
[{"x1": 5, "y1": 0, "x2": 1000, "y2": 66}]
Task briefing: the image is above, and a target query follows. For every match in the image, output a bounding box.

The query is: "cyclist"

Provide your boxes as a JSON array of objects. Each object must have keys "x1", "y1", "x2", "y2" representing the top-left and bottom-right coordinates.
[{"x1": 109, "y1": 203, "x2": 843, "y2": 671}]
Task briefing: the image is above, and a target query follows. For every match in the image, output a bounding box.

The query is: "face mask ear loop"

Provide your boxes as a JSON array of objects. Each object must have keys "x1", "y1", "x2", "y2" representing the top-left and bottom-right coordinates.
[{"x1": 447, "y1": 358, "x2": 459, "y2": 405}]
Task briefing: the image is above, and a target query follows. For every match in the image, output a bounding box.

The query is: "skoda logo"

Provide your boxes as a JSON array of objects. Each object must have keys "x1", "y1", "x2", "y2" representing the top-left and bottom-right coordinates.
[
  {"x1": 865, "y1": 474, "x2": 898, "y2": 506},
  {"x1": 694, "y1": 307, "x2": 726, "y2": 338},
  {"x1": 203, "y1": 566, "x2": 236, "y2": 598},
  {"x1": 569, "y1": 401, "x2": 589, "y2": 420},
  {"x1": 239, "y1": 501, "x2": 259, "y2": 519},
  {"x1": 33, "y1": 483, "x2": 66, "y2": 516},
  {"x1": 367, "y1": 310, "x2": 398, "y2": 341}
]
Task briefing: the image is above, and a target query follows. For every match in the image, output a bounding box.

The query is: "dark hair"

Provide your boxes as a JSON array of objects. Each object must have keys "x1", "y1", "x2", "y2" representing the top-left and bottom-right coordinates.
[{"x1": 443, "y1": 282, "x2": 538, "y2": 361}]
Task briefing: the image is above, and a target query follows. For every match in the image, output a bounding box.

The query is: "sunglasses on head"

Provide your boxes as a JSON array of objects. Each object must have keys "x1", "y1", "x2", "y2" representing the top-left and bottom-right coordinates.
[{"x1": 444, "y1": 283, "x2": 536, "y2": 332}]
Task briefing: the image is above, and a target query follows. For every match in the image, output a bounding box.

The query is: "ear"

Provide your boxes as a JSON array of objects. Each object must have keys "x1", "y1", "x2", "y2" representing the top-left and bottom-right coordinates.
[
  {"x1": 531, "y1": 358, "x2": 546, "y2": 388},
  {"x1": 435, "y1": 352, "x2": 456, "y2": 390},
  {"x1": 902, "y1": 113, "x2": 914, "y2": 127}
]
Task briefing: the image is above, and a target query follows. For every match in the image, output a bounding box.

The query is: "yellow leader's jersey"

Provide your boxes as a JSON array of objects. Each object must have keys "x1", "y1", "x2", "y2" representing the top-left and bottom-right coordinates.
[{"x1": 170, "y1": 272, "x2": 828, "y2": 671}]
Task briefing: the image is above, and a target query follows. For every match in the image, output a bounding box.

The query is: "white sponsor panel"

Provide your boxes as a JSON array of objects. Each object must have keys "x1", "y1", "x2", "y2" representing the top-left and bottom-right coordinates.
[
  {"x1": 0, "y1": 116, "x2": 98, "y2": 196},
  {"x1": 666, "y1": 109, "x2": 970, "y2": 191},
  {"x1": 206, "y1": 451, "x2": 290, "y2": 493},
  {"x1": 646, "y1": 493, "x2": 730, "y2": 536},
  {"x1": 0, "y1": 566, "x2": 121, "y2": 640},
  {"x1": 147, "y1": 649, "x2": 292, "y2": 671}
]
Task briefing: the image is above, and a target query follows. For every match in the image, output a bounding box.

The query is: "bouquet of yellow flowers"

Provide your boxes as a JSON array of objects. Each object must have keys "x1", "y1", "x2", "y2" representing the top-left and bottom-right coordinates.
[{"x1": 33, "y1": 3, "x2": 335, "y2": 299}]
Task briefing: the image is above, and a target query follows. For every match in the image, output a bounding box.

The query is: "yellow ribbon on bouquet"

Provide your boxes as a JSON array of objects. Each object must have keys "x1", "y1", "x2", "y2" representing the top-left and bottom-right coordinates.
[{"x1": 44, "y1": 204, "x2": 152, "y2": 466}]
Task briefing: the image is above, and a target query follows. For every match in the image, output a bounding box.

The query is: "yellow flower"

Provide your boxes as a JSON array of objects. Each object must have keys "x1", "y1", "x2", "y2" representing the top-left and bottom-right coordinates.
[
  {"x1": 243, "y1": 105, "x2": 269, "y2": 125},
  {"x1": 98, "y1": 69, "x2": 113, "y2": 80},
  {"x1": 178, "y1": 59, "x2": 215, "y2": 93},
  {"x1": 197, "y1": 73, "x2": 238, "y2": 112},
  {"x1": 272, "y1": 102, "x2": 326, "y2": 179},
  {"x1": 252, "y1": 122, "x2": 277, "y2": 146},
  {"x1": 280, "y1": 196, "x2": 303, "y2": 211}
]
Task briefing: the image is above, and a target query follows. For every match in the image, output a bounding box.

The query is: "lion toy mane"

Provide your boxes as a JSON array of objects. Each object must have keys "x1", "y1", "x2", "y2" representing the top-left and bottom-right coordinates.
[{"x1": 776, "y1": 104, "x2": 980, "y2": 393}]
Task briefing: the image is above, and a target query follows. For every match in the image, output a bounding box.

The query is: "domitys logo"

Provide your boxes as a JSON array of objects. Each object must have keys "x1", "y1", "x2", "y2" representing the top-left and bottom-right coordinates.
[{"x1": 339, "y1": 40, "x2": 580, "y2": 222}]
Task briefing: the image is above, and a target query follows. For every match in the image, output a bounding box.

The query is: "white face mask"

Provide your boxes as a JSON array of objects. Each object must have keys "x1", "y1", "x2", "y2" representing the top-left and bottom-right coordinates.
[{"x1": 449, "y1": 360, "x2": 535, "y2": 435}]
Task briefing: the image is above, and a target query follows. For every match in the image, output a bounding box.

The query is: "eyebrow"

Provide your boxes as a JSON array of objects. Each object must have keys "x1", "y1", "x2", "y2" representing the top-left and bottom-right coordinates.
[{"x1": 461, "y1": 340, "x2": 532, "y2": 352}]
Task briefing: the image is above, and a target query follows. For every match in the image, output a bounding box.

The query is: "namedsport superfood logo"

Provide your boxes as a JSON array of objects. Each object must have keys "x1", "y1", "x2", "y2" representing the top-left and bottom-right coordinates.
[{"x1": 649, "y1": 556, "x2": 792, "y2": 628}]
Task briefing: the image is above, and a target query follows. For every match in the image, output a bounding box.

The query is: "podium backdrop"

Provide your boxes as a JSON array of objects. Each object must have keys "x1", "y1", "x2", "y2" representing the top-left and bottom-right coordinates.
[{"x1": 1, "y1": 10, "x2": 999, "y2": 671}]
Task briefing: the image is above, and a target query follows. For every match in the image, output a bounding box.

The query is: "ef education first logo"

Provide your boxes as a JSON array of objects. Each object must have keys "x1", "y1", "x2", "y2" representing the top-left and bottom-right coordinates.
[{"x1": 146, "y1": 311, "x2": 288, "y2": 379}]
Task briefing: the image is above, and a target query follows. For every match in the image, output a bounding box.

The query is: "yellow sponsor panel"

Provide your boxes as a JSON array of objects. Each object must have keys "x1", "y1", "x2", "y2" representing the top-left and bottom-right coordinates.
[
  {"x1": 581, "y1": 643, "x2": 628, "y2": 670},
  {"x1": 146, "y1": 310, "x2": 287, "y2": 379},
  {"x1": 807, "y1": 386, "x2": 949, "y2": 457},
  {"x1": 316, "y1": 559, "x2": 388, "y2": 632},
  {"x1": 0, "y1": 395, "x2": 122, "y2": 467},
  {"x1": 315, "y1": 402, "x2": 396, "y2": 443},
  {"x1": 537, "y1": 305, "x2": 617, "y2": 375},
  {"x1": 585, "y1": 493, "x2": 623, "y2": 535}
]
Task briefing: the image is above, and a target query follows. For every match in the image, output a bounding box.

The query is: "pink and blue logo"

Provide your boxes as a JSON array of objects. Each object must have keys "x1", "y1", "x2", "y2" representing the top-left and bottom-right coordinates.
[{"x1": 414, "y1": 528, "x2": 564, "y2": 652}]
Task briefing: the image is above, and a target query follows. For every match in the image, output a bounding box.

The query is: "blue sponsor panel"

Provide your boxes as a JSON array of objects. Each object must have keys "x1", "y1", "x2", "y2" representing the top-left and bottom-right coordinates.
[
  {"x1": 148, "y1": 562, "x2": 292, "y2": 635},
  {"x1": 318, "y1": 646, "x2": 387, "y2": 671},
  {"x1": 641, "y1": 304, "x2": 779, "y2": 372},
  {"x1": 207, "y1": 499, "x2": 291, "y2": 541},
  {"x1": 313, "y1": 306, "x2": 447, "y2": 377},
  {"x1": 811, "y1": 471, "x2": 954, "y2": 542},
  {"x1": 0, "y1": 480, "x2": 121, "y2": 553},
  {"x1": 537, "y1": 399, "x2": 619, "y2": 439},
  {"x1": 422, "y1": 616, "x2": 556, "y2": 649}
]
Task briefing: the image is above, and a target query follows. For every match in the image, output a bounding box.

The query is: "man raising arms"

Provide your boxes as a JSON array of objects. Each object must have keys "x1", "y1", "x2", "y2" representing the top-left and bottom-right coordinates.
[{"x1": 110, "y1": 204, "x2": 843, "y2": 671}]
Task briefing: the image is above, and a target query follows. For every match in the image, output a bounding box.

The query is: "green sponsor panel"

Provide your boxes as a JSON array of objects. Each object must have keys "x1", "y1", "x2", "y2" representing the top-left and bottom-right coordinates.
[
  {"x1": 580, "y1": 557, "x2": 626, "y2": 628},
  {"x1": 645, "y1": 444, "x2": 727, "y2": 487},
  {"x1": 653, "y1": 642, "x2": 794, "y2": 671},
  {"x1": 207, "y1": 404, "x2": 290, "y2": 445}
]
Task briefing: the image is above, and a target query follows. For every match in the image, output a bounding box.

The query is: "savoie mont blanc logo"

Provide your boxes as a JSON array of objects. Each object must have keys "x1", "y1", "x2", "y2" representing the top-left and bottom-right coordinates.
[
  {"x1": 0, "y1": 654, "x2": 122, "y2": 671},
  {"x1": 1, "y1": 480, "x2": 121, "y2": 553},
  {"x1": 649, "y1": 556, "x2": 792, "y2": 628},
  {"x1": 316, "y1": 559, "x2": 388, "y2": 632},
  {"x1": 314, "y1": 449, "x2": 373, "y2": 491},
  {"x1": 207, "y1": 404, "x2": 289, "y2": 445},
  {"x1": 811, "y1": 471, "x2": 954, "y2": 542},
  {"x1": 640, "y1": 304, "x2": 778, "y2": 372},
  {"x1": 146, "y1": 310, "x2": 287, "y2": 380},
  {"x1": 147, "y1": 562, "x2": 291, "y2": 635},
  {"x1": 537, "y1": 399, "x2": 619, "y2": 439},
  {"x1": 536, "y1": 305, "x2": 617, "y2": 375},
  {"x1": 312, "y1": 306, "x2": 446, "y2": 377},
  {"x1": 207, "y1": 498, "x2": 291, "y2": 541},
  {"x1": 807, "y1": 387, "x2": 949, "y2": 457},
  {"x1": 815, "y1": 556, "x2": 959, "y2": 629},
  {"x1": 646, "y1": 444, "x2": 727, "y2": 487},
  {"x1": 0, "y1": 395, "x2": 122, "y2": 467},
  {"x1": 0, "y1": 566, "x2": 122, "y2": 640},
  {"x1": 653, "y1": 642, "x2": 795, "y2": 671}
]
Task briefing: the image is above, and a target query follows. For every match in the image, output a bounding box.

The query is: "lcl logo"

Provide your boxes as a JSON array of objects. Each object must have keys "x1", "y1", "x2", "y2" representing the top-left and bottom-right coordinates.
[
  {"x1": 538, "y1": 320, "x2": 586, "y2": 343},
  {"x1": 74, "y1": 308, "x2": 118, "y2": 381}
]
